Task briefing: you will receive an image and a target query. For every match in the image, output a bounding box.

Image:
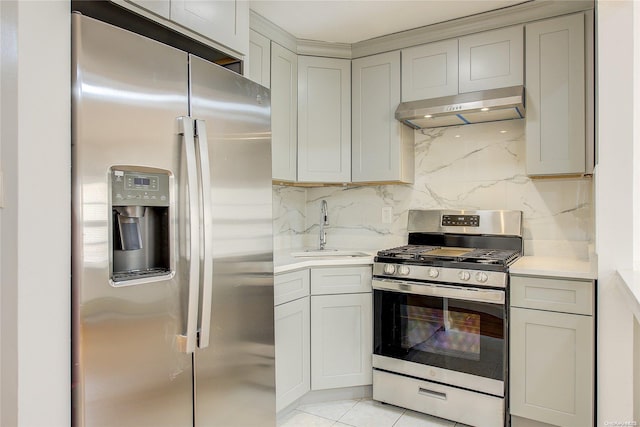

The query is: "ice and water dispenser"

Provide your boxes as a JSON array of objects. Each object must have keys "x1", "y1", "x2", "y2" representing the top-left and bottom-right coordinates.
[{"x1": 110, "y1": 168, "x2": 171, "y2": 284}]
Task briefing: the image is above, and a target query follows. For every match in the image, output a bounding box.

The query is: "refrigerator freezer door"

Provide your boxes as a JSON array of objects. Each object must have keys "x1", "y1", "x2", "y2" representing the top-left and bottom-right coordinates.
[
  {"x1": 71, "y1": 14, "x2": 193, "y2": 427},
  {"x1": 190, "y1": 55, "x2": 275, "y2": 427}
]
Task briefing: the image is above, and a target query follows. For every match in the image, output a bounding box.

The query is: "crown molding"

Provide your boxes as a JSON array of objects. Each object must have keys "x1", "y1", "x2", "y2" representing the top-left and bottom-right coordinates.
[
  {"x1": 351, "y1": 0, "x2": 594, "y2": 58},
  {"x1": 250, "y1": 9, "x2": 297, "y2": 53},
  {"x1": 296, "y1": 39, "x2": 352, "y2": 59},
  {"x1": 250, "y1": 0, "x2": 594, "y2": 60}
]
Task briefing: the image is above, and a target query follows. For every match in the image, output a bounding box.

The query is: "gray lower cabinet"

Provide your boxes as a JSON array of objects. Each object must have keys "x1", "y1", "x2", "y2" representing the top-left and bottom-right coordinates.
[
  {"x1": 274, "y1": 265, "x2": 373, "y2": 410},
  {"x1": 310, "y1": 292, "x2": 373, "y2": 390},
  {"x1": 310, "y1": 266, "x2": 373, "y2": 390},
  {"x1": 275, "y1": 295, "x2": 310, "y2": 412},
  {"x1": 509, "y1": 275, "x2": 594, "y2": 427},
  {"x1": 274, "y1": 270, "x2": 310, "y2": 412}
]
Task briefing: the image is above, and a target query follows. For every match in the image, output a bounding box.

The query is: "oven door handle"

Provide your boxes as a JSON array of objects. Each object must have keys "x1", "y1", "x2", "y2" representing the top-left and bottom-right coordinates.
[{"x1": 372, "y1": 278, "x2": 505, "y2": 304}]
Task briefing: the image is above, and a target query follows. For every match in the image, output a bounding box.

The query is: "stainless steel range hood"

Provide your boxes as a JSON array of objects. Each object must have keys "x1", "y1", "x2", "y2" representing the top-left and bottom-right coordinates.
[{"x1": 395, "y1": 85, "x2": 525, "y2": 129}]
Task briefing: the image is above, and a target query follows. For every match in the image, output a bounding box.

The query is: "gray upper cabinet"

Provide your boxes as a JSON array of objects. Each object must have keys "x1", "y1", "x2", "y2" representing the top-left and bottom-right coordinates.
[
  {"x1": 458, "y1": 25, "x2": 523, "y2": 93},
  {"x1": 401, "y1": 26, "x2": 522, "y2": 102},
  {"x1": 125, "y1": 0, "x2": 170, "y2": 18},
  {"x1": 401, "y1": 39, "x2": 458, "y2": 102},
  {"x1": 248, "y1": 29, "x2": 270, "y2": 88},
  {"x1": 171, "y1": 0, "x2": 249, "y2": 55},
  {"x1": 271, "y1": 42, "x2": 298, "y2": 182},
  {"x1": 297, "y1": 56, "x2": 351, "y2": 183},
  {"x1": 121, "y1": 0, "x2": 249, "y2": 55},
  {"x1": 525, "y1": 13, "x2": 586, "y2": 176},
  {"x1": 352, "y1": 51, "x2": 414, "y2": 183}
]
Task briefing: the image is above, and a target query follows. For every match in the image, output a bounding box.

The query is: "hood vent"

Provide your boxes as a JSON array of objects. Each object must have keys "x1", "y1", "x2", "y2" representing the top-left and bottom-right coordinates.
[{"x1": 395, "y1": 85, "x2": 525, "y2": 129}]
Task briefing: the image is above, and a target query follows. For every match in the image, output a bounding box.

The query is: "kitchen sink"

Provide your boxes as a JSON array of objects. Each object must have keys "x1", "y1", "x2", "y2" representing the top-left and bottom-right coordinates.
[{"x1": 290, "y1": 249, "x2": 371, "y2": 258}]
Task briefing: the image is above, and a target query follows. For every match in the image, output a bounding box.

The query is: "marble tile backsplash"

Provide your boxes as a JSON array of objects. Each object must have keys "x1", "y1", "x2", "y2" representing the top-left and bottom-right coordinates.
[{"x1": 273, "y1": 120, "x2": 594, "y2": 258}]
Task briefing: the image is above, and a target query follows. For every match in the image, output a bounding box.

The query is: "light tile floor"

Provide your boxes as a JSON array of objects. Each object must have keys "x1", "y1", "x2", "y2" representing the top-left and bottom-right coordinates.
[{"x1": 277, "y1": 398, "x2": 472, "y2": 427}]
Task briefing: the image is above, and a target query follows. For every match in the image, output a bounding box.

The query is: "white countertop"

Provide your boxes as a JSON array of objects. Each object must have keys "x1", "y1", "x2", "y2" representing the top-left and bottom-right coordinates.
[
  {"x1": 510, "y1": 255, "x2": 597, "y2": 280},
  {"x1": 274, "y1": 248, "x2": 375, "y2": 274}
]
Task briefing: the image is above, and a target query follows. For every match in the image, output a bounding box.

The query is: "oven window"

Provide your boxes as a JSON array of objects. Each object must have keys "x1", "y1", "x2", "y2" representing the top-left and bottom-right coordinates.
[{"x1": 374, "y1": 289, "x2": 505, "y2": 381}]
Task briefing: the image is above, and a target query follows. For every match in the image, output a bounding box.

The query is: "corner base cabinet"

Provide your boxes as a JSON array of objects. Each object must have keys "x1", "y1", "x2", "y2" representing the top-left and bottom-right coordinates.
[
  {"x1": 310, "y1": 293, "x2": 373, "y2": 390},
  {"x1": 310, "y1": 266, "x2": 373, "y2": 390},
  {"x1": 509, "y1": 275, "x2": 594, "y2": 427}
]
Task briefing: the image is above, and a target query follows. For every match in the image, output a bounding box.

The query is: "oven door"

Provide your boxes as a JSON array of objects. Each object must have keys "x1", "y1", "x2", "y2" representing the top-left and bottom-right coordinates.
[{"x1": 373, "y1": 278, "x2": 506, "y2": 397}]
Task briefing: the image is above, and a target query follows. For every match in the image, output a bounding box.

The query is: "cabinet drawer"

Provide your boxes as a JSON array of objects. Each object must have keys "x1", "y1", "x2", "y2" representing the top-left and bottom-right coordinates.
[
  {"x1": 510, "y1": 275, "x2": 593, "y2": 315},
  {"x1": 275, "y1": 269, "x2": 310, "y2": 306},
  {"x1": 311, "y1": 266, "x2": 372, "y2": 295},
  {"x1": 373, "y1": 370, "x2": 504, "y2": 427}
]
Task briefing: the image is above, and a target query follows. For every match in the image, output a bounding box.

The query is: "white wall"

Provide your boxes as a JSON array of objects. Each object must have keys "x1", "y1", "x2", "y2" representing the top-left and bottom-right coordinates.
[
  {"x1": 0, "y1": 1, "x2": 70, "y2": 426},
  {"x1": 596, "y1": 0, "x2": 636, "y2": 424}
]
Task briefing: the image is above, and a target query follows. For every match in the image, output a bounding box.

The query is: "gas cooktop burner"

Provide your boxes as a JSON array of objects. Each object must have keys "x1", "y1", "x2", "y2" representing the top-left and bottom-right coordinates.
[
  {"x1": 373, "y1": 209, "x2": 523, "y2": 287},
  {"x1": 376, "y1": 245, "x2": 520, "y2": 266},
  {"x1": 376, "y1": 245, "x2": 439, "y2": 260}
]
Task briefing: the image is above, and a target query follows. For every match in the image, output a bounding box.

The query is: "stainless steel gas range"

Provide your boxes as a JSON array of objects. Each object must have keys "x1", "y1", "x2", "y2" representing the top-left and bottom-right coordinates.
[{"x1": 372, "y1": 209, "x2": 523, "y2": 427}]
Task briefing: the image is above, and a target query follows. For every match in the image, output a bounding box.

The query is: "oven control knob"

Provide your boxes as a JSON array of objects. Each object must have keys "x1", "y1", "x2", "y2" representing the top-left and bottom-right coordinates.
[
  {"x1": 397, "y1": 265, "x2": 411, "y2": 276},
  {"x1": 383, "y1": 264, "x2": 396, "y2": 275},
  {"x1": 458, "y1": 271, "x2": 471, "y2": 281},
  {"x1": 428, "y1": 268, "x2": 439, "y2": 279},
  {"x1": 476, "y1": 272, "x2": 489, "y2": 283}
]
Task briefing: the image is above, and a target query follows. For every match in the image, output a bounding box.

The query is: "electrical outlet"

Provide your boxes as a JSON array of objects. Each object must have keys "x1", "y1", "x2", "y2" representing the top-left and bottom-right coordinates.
[{"x1": 382, "y1": 206, "x2": 393, "y2": 224}]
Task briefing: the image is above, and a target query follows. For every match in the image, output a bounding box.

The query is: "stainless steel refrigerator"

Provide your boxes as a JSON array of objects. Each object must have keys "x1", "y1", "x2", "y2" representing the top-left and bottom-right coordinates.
[{"x1": 71, "y1": 13, "x2": 274, "y2": 427}]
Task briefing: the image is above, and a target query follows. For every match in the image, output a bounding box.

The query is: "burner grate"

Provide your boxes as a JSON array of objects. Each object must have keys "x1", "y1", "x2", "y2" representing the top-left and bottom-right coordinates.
[
  {"x1": 460, "y1": 249, "x2": 520, "y2": 265},
  {"x1": 377, "y1": 245, "x2": 520, "y2": 266},
  {"x1": 376, "y1": 245, "x2": 440, "y2": 260}
]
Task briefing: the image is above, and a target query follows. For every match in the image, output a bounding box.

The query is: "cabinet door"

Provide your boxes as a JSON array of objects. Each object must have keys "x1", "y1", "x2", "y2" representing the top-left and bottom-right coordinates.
[
  {"x1": 298, "y1": 56, "x2": 351, "y2": 183},
  {"x1": 352, "y1": 51, "x2": 414, "y2": 183},
  {"x1": 271, "y1": 43, "x2": 298, "y2": 182},
  {"x1": 275, "y1": 297, "x2": 310, "y2": 412},
  {"x1": 170, "y1": 0, "x2": 249, "y2": 55},
  {"x1": 126, "y1": 0, "x2": 170, "y2": 19},
  {"x1": 459, "y1": 25, "x2": 523, "y2": 93},
  {"x1": 510, "y1": 307, "x2": 594, "y2": 427},
  {"x1": 525, "y1": 14, "x2": 585, "y2": 176},
  {"x1": 401, "y1": 39, "x2": 458, "y2": 101},
  {"x1": 248, "y1": 30, "x2": 270, "y2": 88},
  {"x1": 311, "y1": 293, "x2": 373, "y2": 390}
]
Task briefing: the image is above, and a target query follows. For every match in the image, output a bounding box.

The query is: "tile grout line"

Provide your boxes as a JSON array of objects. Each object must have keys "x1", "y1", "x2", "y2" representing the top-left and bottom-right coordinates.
[
  {"x1": 390, "y1": 406, "x2": 407, "y2": 427},
  {"x1": 333, "y1": 398, "x2": 362, "y2": 427}
]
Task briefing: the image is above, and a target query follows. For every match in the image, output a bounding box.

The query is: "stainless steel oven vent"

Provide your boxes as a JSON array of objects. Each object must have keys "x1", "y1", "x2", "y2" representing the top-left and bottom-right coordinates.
[{"x1": 395, "y1": 86, "x2": 525, "y2": 129}]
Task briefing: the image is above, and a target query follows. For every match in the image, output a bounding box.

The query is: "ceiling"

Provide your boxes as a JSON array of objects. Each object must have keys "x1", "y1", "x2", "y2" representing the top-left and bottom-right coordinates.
[{"x1": 249, "y1": 0, "x2": 531, "y2": 44}]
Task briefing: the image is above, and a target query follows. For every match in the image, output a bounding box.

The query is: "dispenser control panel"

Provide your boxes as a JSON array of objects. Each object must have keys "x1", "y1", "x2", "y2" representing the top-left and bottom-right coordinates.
[
  {"x1": 111, "y1": 169, "x2": 170, "y2": 207},
  {"x1": 126, "y1": 175, "x2": 159, "y2": 191}
]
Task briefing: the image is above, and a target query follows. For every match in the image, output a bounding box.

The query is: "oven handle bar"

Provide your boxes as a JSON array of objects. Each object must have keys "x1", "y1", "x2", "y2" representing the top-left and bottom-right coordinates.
[{"x1": 372, "y1": 278, "x2": 505, "y2": 304}]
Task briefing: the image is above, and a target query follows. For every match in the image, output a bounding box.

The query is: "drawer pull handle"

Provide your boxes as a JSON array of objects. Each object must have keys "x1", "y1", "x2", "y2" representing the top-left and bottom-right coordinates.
[{"x1": 418, "y1": 387, "x2": 447, "y2": 400}]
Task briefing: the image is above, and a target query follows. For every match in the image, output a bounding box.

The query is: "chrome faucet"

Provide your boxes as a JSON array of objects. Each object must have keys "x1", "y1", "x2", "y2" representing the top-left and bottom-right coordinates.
[{"x1": 319, "y1": 200, "x2": 329, "y2": 250}]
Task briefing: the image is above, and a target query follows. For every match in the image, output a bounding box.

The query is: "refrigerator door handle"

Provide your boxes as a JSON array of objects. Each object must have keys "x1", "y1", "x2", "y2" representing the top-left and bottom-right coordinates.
[
  {"x1": 195, "y1": 119, "x2": 213, "y2": 349},
  {"x1": 178, "y1": 116, "x2": 200, "y2": 354}
]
